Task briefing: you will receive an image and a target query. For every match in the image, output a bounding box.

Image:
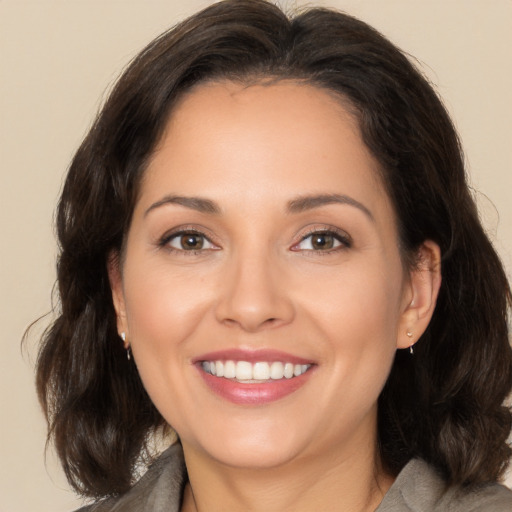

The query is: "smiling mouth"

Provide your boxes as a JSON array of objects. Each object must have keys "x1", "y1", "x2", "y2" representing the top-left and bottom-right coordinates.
[{"x1": 201, "y1": 360, "x2": 311, "y2": 382}]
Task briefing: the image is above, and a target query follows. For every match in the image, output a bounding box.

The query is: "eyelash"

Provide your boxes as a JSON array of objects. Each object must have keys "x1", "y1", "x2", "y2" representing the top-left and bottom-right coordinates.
[
  {"x1": 291, "y1": 227, "x2": 352, "y2": 254},
  {"x1": 158, "y1": 226, "x2": 352, "y2": 255},
  {"x1": 158, "y1": 227, "x2": 218, "y2": 255}
]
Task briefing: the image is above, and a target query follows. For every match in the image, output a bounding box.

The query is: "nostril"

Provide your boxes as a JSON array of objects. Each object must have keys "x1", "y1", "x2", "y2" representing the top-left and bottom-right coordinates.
[{"x1": 220, "y1": 315, "x2": 286, "y2": 332}]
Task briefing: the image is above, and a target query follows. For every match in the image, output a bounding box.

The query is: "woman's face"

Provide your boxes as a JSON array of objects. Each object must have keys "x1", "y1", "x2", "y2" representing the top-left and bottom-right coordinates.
[{"x1": 112, "y1": 81, "x2": 428, "y2": 470}]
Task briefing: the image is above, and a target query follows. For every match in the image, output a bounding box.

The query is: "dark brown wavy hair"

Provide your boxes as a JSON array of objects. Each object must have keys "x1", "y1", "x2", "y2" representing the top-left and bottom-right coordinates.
[{"x1": 35, "y1": 0, "x2": 512, "y2": 499}]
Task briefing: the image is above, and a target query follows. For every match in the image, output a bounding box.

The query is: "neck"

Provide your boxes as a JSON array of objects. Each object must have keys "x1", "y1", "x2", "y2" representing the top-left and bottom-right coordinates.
[{"x1": 180, "y1": 429, "x2": 393, "y2": 512}]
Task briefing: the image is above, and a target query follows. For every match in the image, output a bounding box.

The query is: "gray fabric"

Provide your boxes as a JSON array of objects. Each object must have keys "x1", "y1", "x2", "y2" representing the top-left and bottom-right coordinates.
[
  {"x1": 378, "y1": 458, "x2": 512, "y2": 511},
  {"x1": 75, "y1": 444, "x2": 186, "y2": 512},
  {"x1": 75, "y1": 444, "x2": 512, "y2": 511}
]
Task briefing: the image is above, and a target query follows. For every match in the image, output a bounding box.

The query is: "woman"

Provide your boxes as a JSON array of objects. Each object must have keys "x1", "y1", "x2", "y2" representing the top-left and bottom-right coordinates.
[{"x1": 36, "y1": 0, "x2": 512, "y2": 510}]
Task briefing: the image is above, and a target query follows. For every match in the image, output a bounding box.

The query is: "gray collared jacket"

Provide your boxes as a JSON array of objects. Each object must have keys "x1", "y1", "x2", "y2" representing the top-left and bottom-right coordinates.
[{"x1": 75, "y1": 444, "x2": 512, "y2": 511}]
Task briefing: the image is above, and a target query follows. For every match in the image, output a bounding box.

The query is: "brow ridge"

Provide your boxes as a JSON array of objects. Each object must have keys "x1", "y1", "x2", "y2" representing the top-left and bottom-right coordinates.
[
  {"x1": 145, "y1": 193, "x2": 372, "y2": 220},
  {"x1": 144, "y1": 195, "x2": 221, "y2": 216},
  {"x1": 287, "y1": 193, "x2": 374, "y2": 220}
]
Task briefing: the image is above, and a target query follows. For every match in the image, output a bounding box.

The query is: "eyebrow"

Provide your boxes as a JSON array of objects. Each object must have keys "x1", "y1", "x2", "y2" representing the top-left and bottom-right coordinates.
[
  {"x1": 287, "y1": 193, "x2": 374, "y2": 221},
  {"x1": 144, "y1": 192, "x2": 373, "y2": 221},
  {"x1": 144, "y1": 195, "x2": 221, "y2": 217}
]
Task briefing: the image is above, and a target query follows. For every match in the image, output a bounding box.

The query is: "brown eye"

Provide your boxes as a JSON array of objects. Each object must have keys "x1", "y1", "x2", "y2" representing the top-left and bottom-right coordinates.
[
  {"x1": 293, "y1": 230, "x2": 351, "y2": 252},
  {"x1": 180, "y1": 233, "x2": 204, "y2": 250},
  {"x1": 166, "y1": 231, "x2": 215, "y2": 251},
  {"x1": 311, "y1": 233, "x2": 335, "y2": 250}
]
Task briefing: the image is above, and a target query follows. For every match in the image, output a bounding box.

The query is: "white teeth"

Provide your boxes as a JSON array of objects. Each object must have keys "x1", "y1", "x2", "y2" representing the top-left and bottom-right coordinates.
[
  {"x1": 284, "y1": 363, "x2": 294, "y2": 379},
  {"x1": 202, "y1": 360, "x2": 311, "y2": 381},
  {"x1": 236, "y1": 361, "x2": 253, "y2": 380},
  {"x1": 253, "y1": 362, "x2": 270, "y2": 380},
  {"x1": 270, "y1": 362, "x2": 284, "y2": 380},
  {"x1": 224, "y1": 360, "x2": 236, "y2": 379},
  {"x1": 293, "y1": 364, "x2": 308, "y2": 377}
]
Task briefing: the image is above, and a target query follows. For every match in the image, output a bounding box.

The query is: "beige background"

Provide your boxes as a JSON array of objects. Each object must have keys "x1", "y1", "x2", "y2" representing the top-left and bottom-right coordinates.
[{"x1": 1, "y1": 1, "x2": 511, "y2": 510}]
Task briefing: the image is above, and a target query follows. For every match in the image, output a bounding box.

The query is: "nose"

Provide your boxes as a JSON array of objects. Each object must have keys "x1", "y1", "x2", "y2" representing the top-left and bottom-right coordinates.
[{"x1": 214, "y1": 251, "x2": 295, "y2": 332}]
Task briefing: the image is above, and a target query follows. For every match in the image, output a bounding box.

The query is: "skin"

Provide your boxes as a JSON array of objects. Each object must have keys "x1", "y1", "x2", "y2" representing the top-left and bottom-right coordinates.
[{"x1": 110, "y1": 81, "x2": 441, "y2": 512}]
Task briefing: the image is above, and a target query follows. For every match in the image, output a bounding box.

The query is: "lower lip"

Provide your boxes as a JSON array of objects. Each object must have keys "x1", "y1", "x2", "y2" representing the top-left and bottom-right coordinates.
[{"x1": 197, "y1": 366, "x2": 314, "y2": 405}]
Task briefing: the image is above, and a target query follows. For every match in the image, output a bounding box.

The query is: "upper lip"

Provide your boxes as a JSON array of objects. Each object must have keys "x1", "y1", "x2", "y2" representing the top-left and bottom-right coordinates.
[{"x1": 192, "y1": 348, "x2": 314, "y2": 365}]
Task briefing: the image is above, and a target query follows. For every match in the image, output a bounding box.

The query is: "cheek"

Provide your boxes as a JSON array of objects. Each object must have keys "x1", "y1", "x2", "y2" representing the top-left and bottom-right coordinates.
[
  {"x1": 303, "y1": 258, "x2": 404, "y2": 392},
  {"x1": 122, "y1": 258, "x2": 213, "y2": 365},
  {"x1": 121, "y1": 265, "x2": 209, "y2": 429},
  {"x1": 302, "y1": 257, "x2": 404, "y2": 341}
]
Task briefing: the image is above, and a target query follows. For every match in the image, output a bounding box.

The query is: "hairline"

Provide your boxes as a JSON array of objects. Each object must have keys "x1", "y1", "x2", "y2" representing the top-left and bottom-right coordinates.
[{"x1": 119, "y1": 74, "x2": 413, "y2": 272}]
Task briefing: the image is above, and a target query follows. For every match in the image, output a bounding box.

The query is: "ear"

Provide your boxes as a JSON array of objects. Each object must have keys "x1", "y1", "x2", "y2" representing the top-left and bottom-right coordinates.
[
  {"x1": 397, "y1": 240, "x2": 442, "y2": 350},
  {"x1": 107, "y1": 251, "x2": 129, "y2": 345}
]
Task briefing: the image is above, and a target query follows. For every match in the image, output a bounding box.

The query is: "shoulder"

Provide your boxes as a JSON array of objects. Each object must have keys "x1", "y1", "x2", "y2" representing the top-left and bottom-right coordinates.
[
  {"x1": 72, "y1": 443, "x2": 186, "y2": 512},
  {"x1": 440, "y1": 479, "x2": 512, "y2": 512},
  {"x1": 379, "y1": 458, "x2": 512, "y2": 512}
]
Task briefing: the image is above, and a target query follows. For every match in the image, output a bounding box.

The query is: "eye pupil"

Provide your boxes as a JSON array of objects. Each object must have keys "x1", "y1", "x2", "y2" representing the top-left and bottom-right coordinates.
[
  {"x1": 181, "y1": 234, "x2": 203, "y2": 250},
  {"x1": 312, "y1": 234, "x2": 334, "y2": 250}
]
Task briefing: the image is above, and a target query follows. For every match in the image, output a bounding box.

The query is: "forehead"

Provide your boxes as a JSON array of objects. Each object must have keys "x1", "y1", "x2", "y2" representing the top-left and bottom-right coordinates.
[
  {"x1": 139, "y1": 80, "x2": 390, "y2": 217},
  {"x1": 159, "y1": 80, "x2": 366, "y2": 162}
]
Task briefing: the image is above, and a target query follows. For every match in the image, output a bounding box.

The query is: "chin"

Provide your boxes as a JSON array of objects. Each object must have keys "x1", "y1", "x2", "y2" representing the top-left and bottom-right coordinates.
[
  {"x1": 208, "y1": 441, "x2": 302, "y2": 470},
  {"x1": 184, "y1": 419, "x2": 311, "y2": 470}
]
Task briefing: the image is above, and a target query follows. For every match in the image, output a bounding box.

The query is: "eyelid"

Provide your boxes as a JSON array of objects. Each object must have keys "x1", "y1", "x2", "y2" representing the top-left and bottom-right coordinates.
[
  {"x1": 169, "y1": 232, "x2": 216, "y2": 251},
  {"x1": 158, "y1": 225, "x2": 221, "y2": 251},
  {"x1": 290, "y1": 225, "x2": 352, "y2": 252}
]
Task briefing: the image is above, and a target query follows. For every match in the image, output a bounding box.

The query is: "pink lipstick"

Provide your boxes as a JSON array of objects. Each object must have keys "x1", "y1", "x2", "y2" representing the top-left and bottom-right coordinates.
[{"x1": 193, "y1": 349, "x2": 315, "y2": 405}]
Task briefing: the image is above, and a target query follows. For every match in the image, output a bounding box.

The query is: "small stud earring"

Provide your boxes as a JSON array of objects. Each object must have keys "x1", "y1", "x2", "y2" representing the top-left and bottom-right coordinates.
[
  {"x1": 407, "y1": 331, "x2": 414, "y2": 354},
  {"x1": 120, "y1": 332, "x2": 131, "y2": 360}
]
